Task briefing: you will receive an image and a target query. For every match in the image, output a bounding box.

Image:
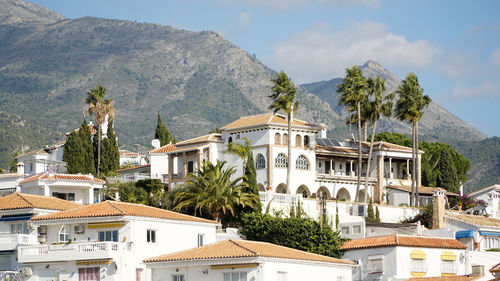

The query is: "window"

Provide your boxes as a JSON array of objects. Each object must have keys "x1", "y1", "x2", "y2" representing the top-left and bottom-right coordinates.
[
  {"x1": 282, "y1": 134, "x2": 288, "y2": 145},
  {"x1": 295, "y1": 155, "x2": 309, "y2": 170},
  {"x1": 172, "y1": 275, "x2": 184, "y2": 281},
  {"x1": 441, "y1": 260, "x2": 457, "y2": 275},
  {"x1": 295, "y1": 135, "x2": 302, "y2": 147},
  {"x1": 256, "y1": 154, "x2": 266, "y2": 169},
  {"x1": 79, "y1": 267, "x2": 100, "y2": 281},
  {"x1": 275, "y1": 133, "x2": 281, "y2": 145},
  {"x1": 188, "y1": 161, "x2": 194, "y2": 173},
  {"x1": 275, "y1": 153, "x2": 288, "y2": 168},
  {"x1": 59, "y1": 225, "x2": 69, "y2": 242},
  {"x1": 98, "y1": 230, "x2": 118, "y2": 242},
  {"x1": 198, "y1": 234, "x2": 205, "y2": 247},
  {"x1": 341, "y1": 226, "x2": 349, "y2": 234},
  {"x1": 485, "y1": 237, "x2": 499, "y2": 249},
  {"x1": 147, "y1": 229, "x2": 156, "y2": 243},
  {"x1": 368, "y1": 257, "x2": 383, "y2": 274},
  {"x1": 52, "y1": 192, "x2": 75, "y2": 201},
  {"x1": 10, "y1": 223, "x2": 29, "y2": 234},
  {"x1": 223, "y1": 272, "x2": 247, "y2": 281},
  {"x1": 277, "y1": 272, "x2": 287, "y2": 281},
  {"x1": 68, "y1": 193, "x2": 75, "y2": 201},
  {"x1": 136, "y1": 269, "x2": 142, "y2": 281},
  {"x1": 353, "y1": 225, "x2": 361, "y2": 234},
  {"x1": 410, "y1": 258, "x2": 426, "y2": 273},
  {"x1": 228, "y1": 137, "x2": 233, "y2": 144},
  {"x1": 304, "y1": 135, "x2": 310, "y2": 147}
]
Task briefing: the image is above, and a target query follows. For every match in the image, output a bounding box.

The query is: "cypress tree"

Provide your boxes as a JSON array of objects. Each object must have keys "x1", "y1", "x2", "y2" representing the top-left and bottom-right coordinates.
[
  {"x1": 100, "y1": 118, "x2": 120, "y2": 175},
  {"x1": 63, "y1": 130, "x2": 85, "y2": 174},
  {"x1": 366, "y1": 199, "x2": 375, "y2": 222},
  {"x1": 79, "y1": 121, "x2": 96, "y2": 175},
  {"x1": 155, "y1": 112, "x2": 173, "y2": 146},
  {"x1": 375, "y1": 206, "x2": 380, "y2": 222}
]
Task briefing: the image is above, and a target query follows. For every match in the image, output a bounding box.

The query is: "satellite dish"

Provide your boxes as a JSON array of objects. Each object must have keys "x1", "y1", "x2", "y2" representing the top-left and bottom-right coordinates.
[{"x1": 151, "y1": 139, "x2": 161, "y2": 148}]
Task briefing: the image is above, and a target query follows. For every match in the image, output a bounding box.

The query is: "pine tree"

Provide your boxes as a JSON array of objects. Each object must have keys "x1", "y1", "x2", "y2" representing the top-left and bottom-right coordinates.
[{"x1": 155, "y1": 112, "x2": 173, "y2": 146}]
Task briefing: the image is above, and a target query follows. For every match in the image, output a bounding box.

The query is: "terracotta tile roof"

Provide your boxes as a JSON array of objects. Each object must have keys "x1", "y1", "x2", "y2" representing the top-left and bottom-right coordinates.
[
  {"x1": 114, "y1": 164, "x2": 150, "y2": 173},
  {"x1": 0, "y1": 192, "x2": 81, "y2": 211},
  {"x1": 31, "y1": 201, "x2": 218, "y2": 224},
  {"x1": 316, "y1": 144, "x2": 358, "y2": 155},
  {"x1": 405, "y1": 276, "x2": 479, "y2": 281},
  {"x1": 20, "y1": 173, "x2": 105, "y2": 184},
  {"x1": 144, "y1": 239, "x2": 354, "y2": 264},
  {"x1": 167, "y1": 144, "x2": 208, "y2": 154},
  {"x1": 119, "y1": 150, "x2": 140, "y2": 157},
  {"x1": 445, "y1": 212, "x2": 500, "y2": 228},
  {"x1": 220, "y1": 113, "x2": 321, "y2": 131},
  {"x1": 341, "y1": 235, "x2": 466, "y2": 250},
  {"x1": 388, "y1": 185, "x2": 458, "y2": 197},
  {"x1": 149, "y1": 144, "x2": 178, "y2": 154},
  {"x1": 16, "y1": 148, "x2": 47, "y2": 158},
  {"x1": 175, "y1": 134, "x2": 222, "y2": 146},
  {"x1": 0, "y1": 173, "x2": 25, "y2": 179}
]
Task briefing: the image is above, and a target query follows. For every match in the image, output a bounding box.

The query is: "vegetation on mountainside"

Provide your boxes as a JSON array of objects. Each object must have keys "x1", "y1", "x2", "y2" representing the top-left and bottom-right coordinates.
[
  {"x1": 269, "y1": 71, "x2": 299, "y2": 193},
  {"x1": 155, "y1": 112, "x2": 175, "y2": 146},
  {"x1": 375, "y1": 132, "x2": 470, "y2": 194},
  {"x1": 239, "y1": 212, "x2": 346, "y2": 258}
]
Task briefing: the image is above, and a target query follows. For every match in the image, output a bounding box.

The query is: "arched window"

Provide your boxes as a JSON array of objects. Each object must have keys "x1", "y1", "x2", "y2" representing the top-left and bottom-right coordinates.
[
  {"x1": 295, "y1": 135, "x2": 302, "y2": 147},
  {"x1": 275, "y1": 153, "x2": 288, "y2": 168},
  {"x1": 296, "y1": 155, "x2": 309, "y2": 170},
  {"x1": 59, "y1": 225, "x2": 69, "y2": 242},
  {"x1": 304, "y1": 135, "x2": 310, "y2": 147},
  {"x1": 283, "y1": 134, "x2": 288, "y2": 145},
  {"x1": 228, "y1": 137, "x2": 233, "y2": 144},
  {"x1": 256, "y1": 154, "x2": 266, "y2": 169},
  {"x1": 275, "y1": 133, "x2": 281, "y2": 145}
]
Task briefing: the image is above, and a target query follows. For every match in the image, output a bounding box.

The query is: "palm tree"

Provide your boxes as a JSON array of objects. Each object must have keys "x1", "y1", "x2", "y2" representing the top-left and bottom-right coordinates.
[
  {"x1": 225, "y1": 137, "x2": 252, "y2": 172},
  {"x1": 345, "y1": 95, "x2": 371, "y2": 141},
  {"x1": 269, "y1": 71, "x2": 299, "y2": 193},
  {"x1": 337, "y1": 66, "x2": 367, "y2": 202},
  {"x1": 83, "y1": 86, "x2": 114, "y2": 177},
  {"x1": 394, "y1": 73, "x2": 431, "y2": 206},
  {"x1": 173, "y1": 160, "x2": 259, "y2": 224},
  {"x1": 363, "y1": 77, "x2": 394, "y2": 203}
]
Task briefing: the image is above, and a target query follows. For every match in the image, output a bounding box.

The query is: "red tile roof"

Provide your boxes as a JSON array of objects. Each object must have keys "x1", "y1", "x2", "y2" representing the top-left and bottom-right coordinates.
[
  {"x1": 388, "y1": 185, "x2": 458, "y2": 197},
  {"x1": 445, "y1": 212, "x2": 500, "y2": 228},
  {"x1": 149, "y1": 144, "x2": 178, "y2": 154},
  {"x1": 220, "y1": 113, "x2": 321, "y2": 131},
  {"x1": 114, "y1": 164, "x2": 150, "y2": 173},
  {"x1": 31, "y1": 201, "x2": 218, "y2": 224},
  {"x1": 341, "y1": 235, "x2": 466, "y2": 250},
  {"x1": 20, "y1": 173, "x2": 105, "y2": 184},
  {"x1": 405, "y1": 276, "x2": 479, "y2": 281},
  {"x1": 0, "y1": 192, "x2": 81, "y2": 211},
  {"x1": 175, "y1": 134, "x2": 221, "y2": 146},
  {"x1": 144, "y1": 239, "x2": 354, "y2": 264}
]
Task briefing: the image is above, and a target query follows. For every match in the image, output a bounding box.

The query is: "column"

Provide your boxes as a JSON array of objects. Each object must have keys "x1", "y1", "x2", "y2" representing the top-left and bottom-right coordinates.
[
  {"x1": 349, "y1": 160, "x2": 354, "y2": 177},
  {"x1": 197, "y1": 149, "x2": 204, "y2": 173},
  {"x1": 88, "y1": 188, "x2": 94, "y2": 205},
  {"x1": 406, "y1": 159, "x2": 411, "y2": 180},
  {"x1": 267, "y1": 145, "x2": 273, "y2": 190},
  {"x1": 168, "y1": 154, "x2": 174, "y2": 180},
  {"x1": 330, "y1": 159, "x2": 334, "y2": 175},
  {"x1": 374, "y1": 155, "x2": 384, "y2": 204},
  {"x1": 389, "y1": 158, "x2": 393, "y2": 179},
  {"x1": 182, "y1": 152, "x2": 187, "y2": 179}
]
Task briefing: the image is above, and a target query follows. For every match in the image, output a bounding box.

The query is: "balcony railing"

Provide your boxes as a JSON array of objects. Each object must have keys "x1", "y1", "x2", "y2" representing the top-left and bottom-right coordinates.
[
  {"x1": 107, "y1": 173, "x2": 151, "y2": 183},
  {"x1": 18, "y1": 241, "x2": 124, "y2": 263},
  {"x1": 259, "y1": 192, "x2": 302, "y2": 205},
  {"x1": 0, "y1": 233, "x2": 38, "y2": 250}
]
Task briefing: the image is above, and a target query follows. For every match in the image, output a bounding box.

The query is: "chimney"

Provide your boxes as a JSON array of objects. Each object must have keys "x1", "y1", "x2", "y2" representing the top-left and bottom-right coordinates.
[
  {"x1": 17, "y1": 162, "x2": 24, "y2": 175},
  {"x1": 320, "y1": 124, "x2": 327, "y2": 138},
  {"x1": 432, "y1": 188, "x2": 446, "y2": 229},
  {"x1": 487, "y1": 191, "x2": 499, "y2": 218}
]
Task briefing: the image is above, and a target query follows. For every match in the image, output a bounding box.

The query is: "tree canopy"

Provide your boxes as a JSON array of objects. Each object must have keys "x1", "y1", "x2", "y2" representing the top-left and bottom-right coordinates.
[{"x1": 155, "y1": 112, "x2": 174, "y2": 146}]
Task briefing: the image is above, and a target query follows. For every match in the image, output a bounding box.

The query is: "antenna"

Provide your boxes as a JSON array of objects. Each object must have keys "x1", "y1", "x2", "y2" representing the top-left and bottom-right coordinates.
[{"x1": 151, "y1": 139, "x2": 161, "y2": 148}]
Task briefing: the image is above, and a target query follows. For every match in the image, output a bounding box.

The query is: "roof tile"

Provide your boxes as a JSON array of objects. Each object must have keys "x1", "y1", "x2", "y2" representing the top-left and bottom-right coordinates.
[
  {"x1": 446, "y1": 212, "x2": 500, "y2": 228},
  {"x1": 0, "y1": 192, "x2": 81, "y2": 211},
  {"x1": 20, "y1": 173, "x2": 105, "y2": 184},
  {"x1": 220, "y1": 113, "x2": 319, "y2": 131},
  {"x1": 149, "y1": 144, "x2": 178, "y2": 154},
  {"x1": 405, "y1": 276, "x2": 479, "y2": 281},
  {"x1": 341, "y1": 234, "x2": 466, "y2": 250}
]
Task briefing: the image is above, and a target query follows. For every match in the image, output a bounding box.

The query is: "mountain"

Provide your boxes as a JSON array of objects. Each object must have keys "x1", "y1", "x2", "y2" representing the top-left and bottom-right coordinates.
[
  {"x1": 0, "y1": 0, "x2": 345, "y2": 168},
  {"x1": 301, "y1": 60, "x2": 487, "y2": 143},
  {"x1": 0, "y1": 0, "x2": 65, "y2": 25}
]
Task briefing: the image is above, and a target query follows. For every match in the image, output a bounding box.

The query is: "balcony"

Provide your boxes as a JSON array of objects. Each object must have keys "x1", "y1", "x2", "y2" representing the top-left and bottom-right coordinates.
[
  {"x1": 107, "y1": 173, "x2": 151, "y2": 183},
  {"x1": 0, "y1": 234, "x2": 38, "y2": 251},
  {"x1": 18, "y1": 241, "x2": 125, "y2": 263},
  {"x1": 316, "y1": 173, "x2": 377, "y2": 183},
  {"x1": 259, "y1": 191, "x2": 302, "y2": 204}
]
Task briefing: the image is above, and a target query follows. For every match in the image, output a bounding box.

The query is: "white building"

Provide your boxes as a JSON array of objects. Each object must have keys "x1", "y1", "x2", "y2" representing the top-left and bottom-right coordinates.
[
  {"x1": 0, "y1": 193, "x2": 81, "y2": 277},
  {"x1": 145, "y1": 239, "x2": 355, "y2": 281},
  {"x1": 0, "y1": 173, "x2": 25, "y2": 197},
  {"x1": 18, "y1": 200, "x2": 218, "y2": 281},
  {"x1": 149, "y1": 113, "x2": 424, "y2": 205},
  {"x1": 467, "y1": 184, "x2": 500, "y2": 203},
  {"x1": 119, "y1": 150, "x2": 148, "y2": 166},
  {"x1": 341, "y1": 234, "x2": 468, "y2": 280},
  {"x1": 16, "y1": 141, "x2": 67, "y2": 176},
  {"x1": 19, "y1": 173, "x2": 106, "y2": 205}
]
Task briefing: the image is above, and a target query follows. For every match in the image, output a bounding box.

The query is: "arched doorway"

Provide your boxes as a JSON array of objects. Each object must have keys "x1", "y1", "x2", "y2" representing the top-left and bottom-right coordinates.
[
  {"x1": 358, "y1": 189, "x2": 366, "y2": 202},
  {"x1": 257, "y1": 184, "x2": 266, "y2": 192},
  {"x1": 296, "y1": 185, "x2": 311, "y2": 198},
  {"x1": 336, "y1": 188, "x2": 351, "y2": 202},
  {"x1": 275, "y1": 183, "x2": 287, "y2": 194},
  {"x1": 317, "y1": 186, "x2": 331, "y2": 199}
]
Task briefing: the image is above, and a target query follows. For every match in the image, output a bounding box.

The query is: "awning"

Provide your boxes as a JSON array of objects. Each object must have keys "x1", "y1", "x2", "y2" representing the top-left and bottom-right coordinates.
[
  {"x1": 479, "y1": 231, "x2": 500, "y2": 237},
  {"x1": 455, "y1": 230, "x2": 474, "y2": 239},
  {"x1": 410, "y1": 249, "x2": 426, "y2": 259},
  {"x1": 0, "y1": 214, "x2": 33, "y2": 222},
  {"x1": 76, "y1": 259, "x2": 112, "y2": 266},
  {"x1": 441, "y1": 251, "x2": 457, "y2": 261}
]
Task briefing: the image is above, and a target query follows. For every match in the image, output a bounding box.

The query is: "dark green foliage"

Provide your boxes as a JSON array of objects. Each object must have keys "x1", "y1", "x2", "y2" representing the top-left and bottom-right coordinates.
[
  {"x1": 155, "y1": 112, "x2": 173, "y2": 146},
  {"x1": 374, "y1": 132, "x2": 412, "y2": 147},
  {"x1": 135, "y1": 179, "x2": 165, "y2": 208},
  {"x1": 114, "y1": 182, "x2": 148, "y2": 205},
  {"x1": 335, "y1": 202, "x2": 339, "y2": 229},
  {"x1": 239, "y1": 212, "x2": 345, "y2": 258},
  {"x1": 375, "y1": 206, "x2": 380, "y2": 222},
  {"x1": 448, "y1": 195, "x2": 486, "y2": 210},
  {"x1": 79, "y1": 121, "x2": 96, "y2": 175},
  {"x1": 9, "y1": 152, "x2": 21, "y2": 173},
  {"x1": 401, "y1": 204, "x2": 433, "y2": 228},
  {"x1": 366, "y1": 199, "x2": 376, "y2": 222},
  {"x1": 63, "y1": 130, "x2": 85, "y2": 174},
  {"x1": 99, "y1": 118, "x2": 119, "y2": 176}
]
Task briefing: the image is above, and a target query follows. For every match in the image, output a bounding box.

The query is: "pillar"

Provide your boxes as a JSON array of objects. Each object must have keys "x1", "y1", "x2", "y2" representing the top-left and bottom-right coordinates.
[
  {"x1": 266, "y1": 144, "x2": 272, "y2": 190},
  {"x1": 182, "y1": 152, "x2": 187, "y2": 179},
  {"x1": 406, "y1": 159, "x2": 410, "y2": 180},
  {"x1": 389, "y1": 158, "x2": 393, "y2": 179},
  {"x1": 349, "y1": 160, "x2": 354, "y2": 177},
  {"x1": 432, "y1": 189, "x2": 446, "y2": 229},
  {"x1": 168, "y1": 155, "x2": 174, "y2": 180},
  {"x1": 330, "y1": 159, "x2": 334, "y2": 175},
  {"x1": 88, "y1": 188, "x2": 94, "y2": 205},
  {"x1": 374, "y1": 155, "x2": 384, "y2": 204},
  {"x1": 197, "y1": 149, "x2": 203, "y2": 173}
]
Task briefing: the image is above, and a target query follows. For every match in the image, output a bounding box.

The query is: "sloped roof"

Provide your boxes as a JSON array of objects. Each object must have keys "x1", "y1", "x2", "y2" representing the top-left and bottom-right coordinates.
[
  {"x1": 31, "y1": 201, "x2": 218, "y2": 224},
  {"x1": 388, "y1": 185, "x2": 458, "y2": 197},
  {"x1": 175, "y1": 134, "x2": 222, "y2": 146},
  {"x1": 144, "y1": 239, "x2": 353, "y2": 264},
  {"x1": 220, "y1": 113, "x2": 321, "y2": 131},
  {"x1": 114, "y1": 164, "x2": 150, "y2": 173},
  {"x1": 0, "y1": 192, "x2": 81, "y2": 211},
  {"x1": 149, "y1": 144, "x2": 178, "y2": 154},
  {"x1": 491, "y1": 262, "x2": 500, "y2": 273},
  {"x1": 119, "y1": 150, "x2": 140, "y2": 157},
  {"x1": 405, "y1": 276, "x2": 479, "y2": 281},
  {"x1": 0, "y1": 173, "x2": 25, "y2": 179},
  {"x1": 445, "y1": 212, "x2": 500, "y2": 228},
  {"x1": 20, "y1": 173, "x2": 105, "y2": 184},
  {"x1": 341, "y1": 234, "x2": 466, "y2": 250},
  {"x1": 468, "y1": 184, "x2": 500, "y2": 197}
]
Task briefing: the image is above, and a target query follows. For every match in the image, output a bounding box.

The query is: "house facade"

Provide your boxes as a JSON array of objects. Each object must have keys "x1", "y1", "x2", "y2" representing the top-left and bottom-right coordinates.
[
  {"x1": 145, "y1": 239, "x2": 355, "y2": 281},
  {"x1": 18, "y1": 201, "x2": 218, "y2": 281},
  {"x1": 16, "y1": 141, "x2": 67, "y2": 176}
]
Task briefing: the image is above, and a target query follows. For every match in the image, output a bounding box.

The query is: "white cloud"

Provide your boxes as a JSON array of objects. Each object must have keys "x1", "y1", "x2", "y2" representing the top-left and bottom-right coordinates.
[
  {"x1": 238, "y1": 11, "x2": 251, "y2": 27},
  {"x1": 439, "y1": 53, "x2": 480, "y2": 79},
  {"x1": 491, "y1": 48, "x2": 500, "y2": 69},
  {"x1": 267, "y1": 21, "x2": 439, "y2": 83},
  {"x1": 450, "y1": 80, "x2": 500, "y2": 100},
  {"x1": 223, "y1": 0, "x2": 378, "y2": 9}
]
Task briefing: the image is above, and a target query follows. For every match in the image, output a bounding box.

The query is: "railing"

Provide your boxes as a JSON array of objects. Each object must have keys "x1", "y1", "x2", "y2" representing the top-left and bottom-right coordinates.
[
  {"x1": 316, "y1": 173, "x2": 376, "y2": 182},
  {"x1": 0, "y1": 234, "x2": 38, "y2": 247},
  {"x1": 19, "y1": 244, "x2": 49, "y2": 256},
  {"x1": 19, "y1": 241, "x2": 121, "y2": 256},
  {"x1": 107, "y1": 173, "x2": 150, "y2": 183},
  {"x1": 0, "y1": 270, "x2": 24, "y2": 281},
  {"x1": 77, "y1": 242, "x2": 120, "y2": 253},
  {"x1": 259, "y1": 192, "x2": 302, "y2": 204}
]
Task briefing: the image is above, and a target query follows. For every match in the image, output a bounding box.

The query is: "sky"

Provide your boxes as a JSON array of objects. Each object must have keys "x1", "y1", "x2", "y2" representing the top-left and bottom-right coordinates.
[{"x1": 31, "y1": 0, "x2": 500, "y2": 137}]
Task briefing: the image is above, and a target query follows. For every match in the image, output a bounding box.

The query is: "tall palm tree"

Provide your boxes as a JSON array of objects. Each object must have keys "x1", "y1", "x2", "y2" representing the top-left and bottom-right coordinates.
[
  {"x1": 345, "y1": 95, "x2": 371, "y2": 141},
  {"x1": 394, "y1": 73, "x2": 431, "y2": 206},
  {"x1": 337, "y1": 66, "x2": 367, "y2": 202},
  {"x1": 173, "y1": 160, "x2": 259, "y2": 224},
  {"x1": 83, "y1": 86, "x2": 114, "y2": 177},
  {"x1": 269, "y1": 71, "x2": 299, "y2": 193},
  {"x1": 363, "y1": 77, "x2": 394, "y2": 203}
]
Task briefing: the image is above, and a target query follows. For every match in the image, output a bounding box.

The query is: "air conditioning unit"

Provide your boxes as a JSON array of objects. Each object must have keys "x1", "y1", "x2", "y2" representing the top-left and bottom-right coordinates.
[
  {"x1": 27, "y1": 222, "x2": 35, "y2": 230},
  {"x1": 74, "y1": 224, "x2": 85, "y2": 234},
  {"x1": 38, "y1": 226, "x2": 47, "y2": 235},
  {"x1": 22, "y1": 267, "x2": 33, "y2": 276},
  {"x1": 38, "y1": 235, "x2": 47, "y2": 243}
]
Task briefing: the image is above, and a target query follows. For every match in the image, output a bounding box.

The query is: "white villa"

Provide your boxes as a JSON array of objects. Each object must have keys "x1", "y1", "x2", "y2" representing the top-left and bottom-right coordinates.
[
  {"x1": 16, "y1": 141, "x2": 67, "y2": 176},
  {"x1": 17, "y1": 200, "x2": 218, "y2": 281},
  {"x1": 148, "y1": 113, "x2": 425, "y2": 205}
]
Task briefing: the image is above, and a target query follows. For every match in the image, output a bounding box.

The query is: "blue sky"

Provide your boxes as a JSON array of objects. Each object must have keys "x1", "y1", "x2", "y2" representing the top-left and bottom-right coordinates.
[{"x1": 31, "y1": 0, "x2": 500, "y2": 137}]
